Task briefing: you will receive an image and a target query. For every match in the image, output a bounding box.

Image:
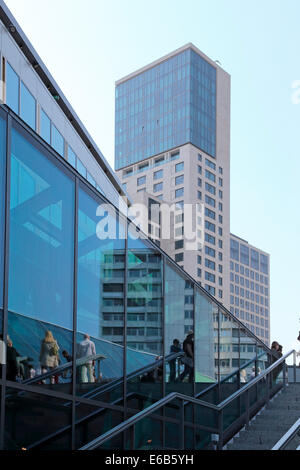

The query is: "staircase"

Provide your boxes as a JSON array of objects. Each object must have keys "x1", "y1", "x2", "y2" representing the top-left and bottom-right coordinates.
[{"x1": 226, "y1": 383, "x2": 300, "y2": 450}]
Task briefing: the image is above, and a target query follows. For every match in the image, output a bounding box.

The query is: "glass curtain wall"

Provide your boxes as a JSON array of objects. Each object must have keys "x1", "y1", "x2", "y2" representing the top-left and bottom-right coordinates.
[{"x1": 0, "y1": 105, "x2": 273, "y2": 450}]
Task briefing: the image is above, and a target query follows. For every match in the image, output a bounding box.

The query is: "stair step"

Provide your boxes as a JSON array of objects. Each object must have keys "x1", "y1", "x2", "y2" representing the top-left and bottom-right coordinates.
[
  {"x1": 227, "y1": 442, "x2": 270, "y2": 450},
  {"x1": 234, "y1": 430, "x2": 284, "y2": 445}
]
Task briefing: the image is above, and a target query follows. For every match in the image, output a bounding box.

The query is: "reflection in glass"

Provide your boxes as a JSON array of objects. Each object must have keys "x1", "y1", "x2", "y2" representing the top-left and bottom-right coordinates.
[
  {"x1": 76, "y1": 186, "x2": 125, "y2": 403},
  {"x1": 40, "y1": 109, "x2": 51, "y2": 144},
  {"x1": 195, "y1": 289, "x2": 217, "y2": 395},
  {"x1": 126, "y1": 224, "x2": 163, "y2": 410},
  {"x1": 8, "y1": 123, "x2": 75, "y2": 330},
  {"x1": 20, "y1": 82, "x2": 36, "y2": 130},
  {"x1": 165, "y1": 263, "x2": 194, "y2": 396},
  {"x1": 6, "y1": 62, "x2": 19, "y2": 114}
]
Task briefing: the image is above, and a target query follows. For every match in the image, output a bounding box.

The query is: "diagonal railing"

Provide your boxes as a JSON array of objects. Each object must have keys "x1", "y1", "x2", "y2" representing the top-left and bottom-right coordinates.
[
  {"x1": 79, "y1": 350, "x2": 296, "y2": 450},
  {"x1": 272, "y1": 418, "x2": 300, "y2": 450}
]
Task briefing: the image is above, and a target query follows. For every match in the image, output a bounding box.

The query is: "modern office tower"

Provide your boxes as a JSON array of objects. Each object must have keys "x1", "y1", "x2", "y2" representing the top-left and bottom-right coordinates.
[
  {"x1": 115, "y1": 43, "x2": 231, "y2": 309},
  {"x1": 0, "y1": 1, "x2": 275, "y2": 451},
  {"x1": 115, "y1": 45, "x2": 271, "y2": 347},
  {"x1": 229, "y1": 234, "x2": 270, "y2": 344}
]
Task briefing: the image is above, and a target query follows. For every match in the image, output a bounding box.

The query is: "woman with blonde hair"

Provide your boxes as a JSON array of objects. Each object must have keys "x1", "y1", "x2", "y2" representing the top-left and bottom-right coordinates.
[{"x1": 39, "y1": 330, "x2": 60, "y2": 384}]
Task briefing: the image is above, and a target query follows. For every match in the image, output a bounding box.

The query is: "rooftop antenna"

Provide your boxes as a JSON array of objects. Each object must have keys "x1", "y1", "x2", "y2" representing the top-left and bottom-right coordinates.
[{"x1": 215, "y1": 60, "x2": 222, "y2": 66}]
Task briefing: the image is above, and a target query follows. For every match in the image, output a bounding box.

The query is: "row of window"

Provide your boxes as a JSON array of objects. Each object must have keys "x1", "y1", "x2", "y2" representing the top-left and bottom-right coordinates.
[
  {"x1": 230, "y1": 295, "x2": 269, "y2": 311},
  {"x1": 5, "y1": 61, "x2": 105, "y2": 196},
  {"x1": 230, "y1": 282, "x2": 269, "y2": 296},
  {"x1": 230, "y1": 265, "x2": 268, "y2": 285},
  {"x1": 124, "y1": 151, "x2": 181, "y2": 178}
]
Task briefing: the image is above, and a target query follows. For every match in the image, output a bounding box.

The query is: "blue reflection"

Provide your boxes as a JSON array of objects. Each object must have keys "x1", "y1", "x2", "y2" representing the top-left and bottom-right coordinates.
[{"x1": 8, "y1": 124, "x2": 75, "y2": 329}]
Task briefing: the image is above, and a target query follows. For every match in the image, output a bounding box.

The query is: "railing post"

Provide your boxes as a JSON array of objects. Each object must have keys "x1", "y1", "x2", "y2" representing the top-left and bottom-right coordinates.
[
  {"x1": 283, "y1": 362, "x2": 287, "y2": 391},
  {"x1": 130, "y1": 424, "x2": 135, "y2": 450},
  {"x1": 245, "y1": 389, "x2": 250, "y2": 429},
  {"x1": 180, "y1": 399, "x2": 185, "y2": 450},
  {"x1": 266, "y1": 372, "x2": 270, "y2": 406},
  {"x1": 217, "y1": 409, "x2": 223, "y2": 450},
  {"x1": 293, "y1": 351, "x2": 297, "y2": 384}
]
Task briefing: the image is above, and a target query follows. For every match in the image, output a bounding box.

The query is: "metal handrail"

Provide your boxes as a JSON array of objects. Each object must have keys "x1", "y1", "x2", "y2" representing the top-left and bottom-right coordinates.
[
  {"x1": 272, "y1": 418, "x2": 300, "y2": 450},
  {"x1": 79, "y1": 350, "x2": 296, "y2": 450},
  {"x1": 22, "y1": 354, "x2": 106, "y2": 385}
]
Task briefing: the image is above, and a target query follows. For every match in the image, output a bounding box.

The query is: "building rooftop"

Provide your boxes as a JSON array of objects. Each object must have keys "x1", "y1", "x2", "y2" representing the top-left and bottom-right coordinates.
[{"x1": 115, "y1": 42, "x2": 230, "y2": 87}]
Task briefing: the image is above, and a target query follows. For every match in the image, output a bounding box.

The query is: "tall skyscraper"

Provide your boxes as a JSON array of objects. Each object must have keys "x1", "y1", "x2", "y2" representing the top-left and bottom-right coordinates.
[{"x1": 115, "y1": 43, "x2": 270, "y2": 345}]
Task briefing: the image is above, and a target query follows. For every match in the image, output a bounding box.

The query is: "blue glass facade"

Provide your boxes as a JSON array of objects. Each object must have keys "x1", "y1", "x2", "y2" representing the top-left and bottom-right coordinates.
[
  {"x1": 115, "y1": 48, "x2": 216, "y2": 170},
  {"x1": 0, "y1": 106, "x2": 272, "y2": 450}
]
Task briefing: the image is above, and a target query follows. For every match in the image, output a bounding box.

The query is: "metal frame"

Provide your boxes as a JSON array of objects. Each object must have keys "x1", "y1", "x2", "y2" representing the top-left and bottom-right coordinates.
[
  {"x1": 79, "y1": 350, "x2": 296, "y2": 450},
  {"x1": 0, "y1": 104, "x2": 275, "y2": 450}
]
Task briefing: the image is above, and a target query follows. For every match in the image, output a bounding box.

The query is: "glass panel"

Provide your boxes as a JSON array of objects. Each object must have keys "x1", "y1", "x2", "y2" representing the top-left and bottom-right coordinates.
[
  {"x1": 7, "y1": 311, "x2": 73, "y2": 392},
  {"x1": 134, "y1": 416, "x2": 162, "y2": 450},
  {"x1": 8, "y1": 122, "x2": 75, "y2": 330},
  {"x1": 6, "y1": 62, "x2": 19, "y2": 114},
  {"x1": 165, "y1": 262, "x2": 194, "y2": 397},
  {"x1": 126, "y1": 224, "x2": 163, "y2": 411},
  {"x1": 240, "y1": 328, "x2": 257, "y2": 386},
  {"x1": 68, "y1": 146, "x2": 76, "y2": 168},
  {"x1": 195, "y1": 288, "x2": 217, "y2": 396},
  {"x1": 75, "y1": 402, "x2": 123, "y2": 449},
  {"x1": 77, "y1": 158, "x2": 86, "y2": 178},
  {"x1": 0, "y1": 112, "x2": 6, "y2": 312},
  {"x1": 4, "y1": 388, "x2": 72, "y2": 450},
  {"x1": 51, "y1": 124, "x2": 64, "y2": 157},
  {"x1": 40, "y1": 109, "x2": 51, "y2": 144},
  {"x1": 219, "y1": 311, "x2": 239, "y2": 380},
  {"x1": 20, "y1": 82, "x2": 36, "y2": 130},
  {"x1": 76, "y1": 185, "x2": 125, "y2": 406},
  {"x1": 194, "y1": 403, "x2": 218, "y2": 449}
]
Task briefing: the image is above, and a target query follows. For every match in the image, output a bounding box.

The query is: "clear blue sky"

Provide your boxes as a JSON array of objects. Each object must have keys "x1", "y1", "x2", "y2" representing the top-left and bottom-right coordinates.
[{"x1": 5, "y1": 0, "x2": 300, "y2": 356}]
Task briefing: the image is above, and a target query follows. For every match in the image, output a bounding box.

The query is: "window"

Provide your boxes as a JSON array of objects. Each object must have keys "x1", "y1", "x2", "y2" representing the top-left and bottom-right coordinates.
[
  {"x1": 205, "y1": 208, "x2": 215, "y2": 220},
  {"x1": 205, "y1": 271, "x2": 215, "y2": 283},
  {"x1": 260, "y1": 254, "x2": 269, "y2": 274},
  {"x1": 205, "y1": 195, "x2": 215, "y2": 208},
  {"x1": 219, "y1": 178, "x2": 223, "y2": 187},
  {"x1": 198, "y1": 178, "x2": 202, "y2": 187},
  {"x1": 6, "y1": 62, "x2": 19, "y2": 114},
  {"x1": 205, "y1": 182, "x2": 216, "y2": 195},
  {"x1": 205, "y1": 285, "x2": 215, "y2": 296},
  {"x1": 40, "y1": 109, "x2": 51, "y2": 145},
  {"x1": 175, "y1": 175, "x2": 184, "y2": 185},
  {"x1": 175, "y1": 188, "x2": 184, "y2": 198},
  {"x1": 137, "y1": 175, "x2": 146, "y2": 186},
  {"x1": 171, "y1": 152, "x2": 180, "y2": 160},
  {"x1": 205, "y1": 158, "x2": 216, "y2": 170},
  {"x1": 20, "y1": 82, "x2": 36, "y2": 130},
  {"x1": 205, "y1": 233, "x2": 215, "y2": 245},
  {"x1": 175, "y1": 162, "x2": 184, "y2": 173},
  {"x1": 175, "y1": 240, "x2": 184, "y2": 250},
  {"x1": 219, "y1": 202, "x2": 223, "y2": 211},
  {"x1": 155, "y1": 156, "x2": 164, "y2": 166},
  {"x1": 205, "y1": 220, "x2": 215, "y2": 232},
  {"x1": 87, "y1": 172, "x2": 96, "y2": 187},
  {"x1": 77, "y1": 158, "x2": 87, "y2": 178},
  {"x1": 154, "y1": 169, "x2": 163, "y2": 180},
  {"x1": 198, "y1": 191, "x2": 202, "y2": 200},
  {"x1": 175, "y1": 253, "x2": 184, "y2": 263},
  {"x1": 205, "y1": 259, "x2": 215, "y2": 270},
  {"x1": 205, "y1": 169, "x2": 215, "y2": 182},
  {"x1": 205, "y1": 246, "x2": 215, "y2": 257},
  {"x1": 198, "y1": 166, "x2": 202, "y2": 174},
  {"x1": 240, "y1": 244, "x2": 250, "y2": 266},
  {"x1": 51, "y1": 124, "x2": 64, "y2": 157},
  {"x1": 153, "y1": 182, "x2": 163, "y2": 193}
]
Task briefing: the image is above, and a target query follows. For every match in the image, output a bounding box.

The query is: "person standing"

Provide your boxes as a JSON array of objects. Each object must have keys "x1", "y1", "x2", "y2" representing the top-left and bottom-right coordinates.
[
  {"x1": 180, "y1": 331, "x2": 194, "y2": 383},
  {"x1": 77, "y1": 334, "x2": 96, "y2": 383},
  {"x1": 39, "y1": 330, "x2": 60, "y2": 384},
  {"x1": 169, "y1": 339, "x2": 181, "y2": 382}
]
